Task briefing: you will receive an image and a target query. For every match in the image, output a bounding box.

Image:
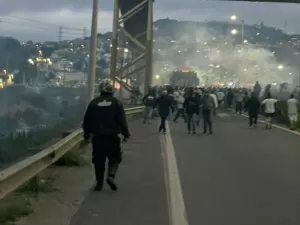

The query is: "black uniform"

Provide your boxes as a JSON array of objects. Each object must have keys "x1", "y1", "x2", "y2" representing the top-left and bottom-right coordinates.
[
  {"x1": 83, "y1": 93, "x2": 130, "y2": 190},
  {"x1": 154, "y1": 95, "x2": 173, "y2": 133}
]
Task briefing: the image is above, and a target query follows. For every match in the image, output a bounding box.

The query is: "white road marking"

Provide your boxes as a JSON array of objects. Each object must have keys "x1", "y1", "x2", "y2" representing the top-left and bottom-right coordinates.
[
  {"x1": 160, "y1": 122, "x2": 189, "y2": 225},
  {"x1": 239, "y1": 113, "x2": 300, "y2": 136}
]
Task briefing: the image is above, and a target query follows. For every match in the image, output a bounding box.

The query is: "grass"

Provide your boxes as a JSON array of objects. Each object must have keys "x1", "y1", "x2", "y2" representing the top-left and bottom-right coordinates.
[
  {"x1": 16, "y1": 176, "x2": 56, "y2": 195},
  {"x1": 0, "y1": 197, "x2": 33, "y2": 225}
]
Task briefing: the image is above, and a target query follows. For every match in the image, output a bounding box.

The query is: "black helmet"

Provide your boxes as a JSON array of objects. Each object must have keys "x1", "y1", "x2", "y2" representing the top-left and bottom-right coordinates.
[{"x1": 99, "y1": 79, "x2": 114, "y2": 93}]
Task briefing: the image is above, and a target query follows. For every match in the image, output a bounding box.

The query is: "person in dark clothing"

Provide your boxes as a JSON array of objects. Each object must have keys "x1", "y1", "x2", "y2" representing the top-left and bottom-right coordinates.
[
  {"x1": 183, "y1": 90, "x2": 200, "y2": 134},
  {"x1": 243, "y1": 91, "x2": 249, "y2": 113},
  {"x1": 82, "y1": 79, "x2": 130, "y2": 191},
  {"x1": 244, "y1": 92, "x2": 260, "y2": 127},
  {"x1": 153, "y1": 90, "x2": 174, "y2": 134},
  {"x1": 201, "y1": 91, "x2": 215, "y2": 134},
  {"x1": 226, "y1": 89, "x2": 234, "y2": 109},
  {"x1": 142, "y1": 89, "x2": 156, "y2": 123}
]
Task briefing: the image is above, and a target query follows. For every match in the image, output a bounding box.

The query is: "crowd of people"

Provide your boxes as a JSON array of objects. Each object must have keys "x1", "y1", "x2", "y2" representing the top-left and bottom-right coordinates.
[
  {"x1": 142, "y1": 81, "x2": 300, "y2": 132},
  {"x1": 82, "y1": 78, "x2": 299, "y2": 192}
]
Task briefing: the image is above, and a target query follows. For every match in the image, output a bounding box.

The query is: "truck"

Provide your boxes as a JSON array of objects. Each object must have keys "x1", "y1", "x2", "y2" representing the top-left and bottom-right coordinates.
[{"x1": 170, "y1": 68, "x2": 199, "y2": 87}]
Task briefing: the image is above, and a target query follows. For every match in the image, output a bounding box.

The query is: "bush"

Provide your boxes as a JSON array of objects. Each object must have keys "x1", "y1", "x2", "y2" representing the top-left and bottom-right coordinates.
[{"x1": 0, "y1": 104, "x2": 85, "y2": 168}]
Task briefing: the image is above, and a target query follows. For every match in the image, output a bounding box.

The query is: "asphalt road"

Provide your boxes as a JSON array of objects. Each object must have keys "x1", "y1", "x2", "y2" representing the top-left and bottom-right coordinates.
[
  {"x1": 69, "y1": 113, "x2": 300, "y2": 225},
  {"x1": 170, "y1": 112, "x2": 300, "y2": 225}
]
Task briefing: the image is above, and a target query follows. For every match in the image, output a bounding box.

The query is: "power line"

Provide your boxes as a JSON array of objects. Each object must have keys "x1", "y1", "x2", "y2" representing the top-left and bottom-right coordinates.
[
  {"x1": 1, "y1": 19, "x2": 83, "y2": 35},
  {"x1": 0, "y1": 20, "x2": 84, "y2": 41},
  {"x1": 5, "y1": 15, "x2": 83, "y2": 31}
]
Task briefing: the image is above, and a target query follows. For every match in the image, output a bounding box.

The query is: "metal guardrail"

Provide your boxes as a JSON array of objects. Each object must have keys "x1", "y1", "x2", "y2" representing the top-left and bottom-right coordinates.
[{"x1": 0, "y1": 106, "x2": 145, "y2": 200}]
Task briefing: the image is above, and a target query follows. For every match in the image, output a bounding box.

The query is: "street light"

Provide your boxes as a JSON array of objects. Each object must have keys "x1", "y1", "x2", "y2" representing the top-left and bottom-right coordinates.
[
  {"x1": 124, "y1": 48, "x2": 129, "y2": 53},
  {"x1": 155, "y1": 74, "x2": 160, "y2": 79},
  {"x1": 230, "y1": 15, "x2": 237, "y2": 21},
  {"x1": 278, "y1": 65, "x2": 284, "y2": 70},
  {"x1": 28, "y1": 59, "x2": 34, "y2": 65},
  {"x1": 231, "y1": 29, "x2": 238, "y2": 35},
  {"x1": 229, "y1": 15, "x2": 244, "y2": 43}
]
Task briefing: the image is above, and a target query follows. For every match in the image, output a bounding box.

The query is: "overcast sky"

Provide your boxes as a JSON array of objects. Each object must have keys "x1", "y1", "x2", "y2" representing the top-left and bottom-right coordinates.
[{"x1": 1, "y1": 0, "x2": 300, "y2": 42}]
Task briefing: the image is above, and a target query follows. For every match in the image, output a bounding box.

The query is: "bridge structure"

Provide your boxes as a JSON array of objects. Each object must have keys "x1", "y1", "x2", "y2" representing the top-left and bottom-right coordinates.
[
  {"x1": 2, "y1": 0, "x2": 300, "y2": 225},
  {"x1": 109, "y1": 0, "x2": 154, "y2": 96}
]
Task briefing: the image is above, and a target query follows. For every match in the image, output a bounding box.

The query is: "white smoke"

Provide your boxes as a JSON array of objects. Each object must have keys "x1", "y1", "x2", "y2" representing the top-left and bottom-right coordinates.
[{"x1": 153, "y1": 20, "x2": 297, "y2": 87}]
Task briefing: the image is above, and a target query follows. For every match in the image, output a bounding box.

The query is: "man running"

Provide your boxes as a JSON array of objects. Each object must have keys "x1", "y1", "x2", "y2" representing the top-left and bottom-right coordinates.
[
  {"x1": 261, "y1": 92, "x2": 278, "y2": 129},
  {"x1": 287, "y1": 94, "x2": 299, "y2": 130}
]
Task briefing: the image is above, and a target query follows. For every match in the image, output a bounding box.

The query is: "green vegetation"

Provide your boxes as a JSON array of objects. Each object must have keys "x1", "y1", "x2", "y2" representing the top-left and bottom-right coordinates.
[
  {"x1": 16, "y1": 176, "x2": 56, "y2": 194},
  {"x1": 0, "y1": 196, "x2": 33, "y2": 225}
]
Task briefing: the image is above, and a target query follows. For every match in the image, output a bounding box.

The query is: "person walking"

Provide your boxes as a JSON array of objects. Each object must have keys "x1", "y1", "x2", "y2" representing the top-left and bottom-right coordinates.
[
  {"x1": 261, "y1": 92, "x2": 278, "y2": 129},
  {"x1": 183, "y1": 89, "x2": 200, "y2": 134},
  {"x1": 82, "y1": 79, "x2": 130, "y2": 191},
  {"x1": 287, "y1": 93, "x2": 299, "y2": 130},
  {"x1": 244, "y1": 92, "x2": 260, "y2": 128},
  {"x1": 153, "y1": 90, "x2": 174, "y2": 134}
]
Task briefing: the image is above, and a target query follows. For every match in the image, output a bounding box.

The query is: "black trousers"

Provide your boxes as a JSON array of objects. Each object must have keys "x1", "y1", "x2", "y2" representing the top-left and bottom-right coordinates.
[
  {"x1": 203, "y1": 109, "x2": 212, "y2": 133},
  {"x1": 159, "y1": 114, "x2": 168, "y2": 132},
  {"x1": 187, "y1": 113, "x2": 196, "y2": 132},
  {"x1": 173, "y1": 109, "x2": 184, "y2": 122},
  {"x1": 92, "y1": 135, "x2": 122, "y2": 185},
  {"x1": 236, "y1": 102, "x2": 242, "y2": 113},
  {"x1": 249, "y1": 112, "x2": 258, "y2": 126}
]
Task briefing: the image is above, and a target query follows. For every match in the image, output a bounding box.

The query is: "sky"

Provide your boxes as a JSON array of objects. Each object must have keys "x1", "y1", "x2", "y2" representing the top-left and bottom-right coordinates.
[{"x1": 1, "y1": 0, "x2": 300, "y2": 42}]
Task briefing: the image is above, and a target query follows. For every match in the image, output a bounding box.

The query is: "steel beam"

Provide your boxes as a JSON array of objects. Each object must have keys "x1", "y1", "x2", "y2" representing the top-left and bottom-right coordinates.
[{"x1": 111, "y1": 0, "x2": 153, "y2": 97}]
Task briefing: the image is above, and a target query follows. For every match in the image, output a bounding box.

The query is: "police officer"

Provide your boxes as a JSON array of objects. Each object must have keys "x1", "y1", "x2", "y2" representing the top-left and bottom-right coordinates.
[{"x1": 82, "y1": 79, "x2": 130, "y2": 191}]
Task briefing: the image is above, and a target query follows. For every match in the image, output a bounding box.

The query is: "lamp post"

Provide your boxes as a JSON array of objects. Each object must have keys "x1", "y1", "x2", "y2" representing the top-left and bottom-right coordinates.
[{"x1": 230, "y1": 15, "x2": 244, "y2": 44}]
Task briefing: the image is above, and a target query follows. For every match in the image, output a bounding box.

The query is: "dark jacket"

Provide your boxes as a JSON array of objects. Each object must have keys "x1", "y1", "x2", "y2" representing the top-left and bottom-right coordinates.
[
  {"x1": 143, "y1": 94, "x2": 156, "y2": 107},
  {"x1": 184, "y1": 95, "x2": 200, "y2": 114},
  {"x1": 83, "y1": 93, "x2": 130, "y2": 138},
  {"x1": 154, "y1": 95, "x2": 173, "y2": 117},
  {"x1": 244, "y1": 97, "x2": 260, "y2": 114}
]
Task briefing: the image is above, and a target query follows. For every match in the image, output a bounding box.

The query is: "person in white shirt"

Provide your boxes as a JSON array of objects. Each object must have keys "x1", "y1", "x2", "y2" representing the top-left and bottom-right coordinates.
[
  {"x1": 209, "y1": 91, "x2": 218, "y2": 116},
  {"x1": 287, "y1": 94, "x2": 299, "y2": 130},
  {"x1": 261, "y1": 92, "x2": 278, "y2": 129},
  {"x1": 173, "y1": 94, "x2": 185, "y2": 122}
]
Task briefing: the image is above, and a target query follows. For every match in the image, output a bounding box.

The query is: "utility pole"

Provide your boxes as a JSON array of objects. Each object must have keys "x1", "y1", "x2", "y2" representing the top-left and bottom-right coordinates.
[
  {"x1": 83, "y1": 27, "x2": 88, "y2": 83},
  {"x1": 144, "y1": 0, "x2": 153, "y2": 94},
  {"x1": 87, "y1": 0, "x2": 99, "y2": 103},
  {"x1": 58, "y1": 26, "x2": 63, "y2": 42},
  {"x1": 110, "y1": 0, "x2": 120, "y2": 84},
  {"x1": 83, "y1": 27, "x2": 88, "y2": 38}
]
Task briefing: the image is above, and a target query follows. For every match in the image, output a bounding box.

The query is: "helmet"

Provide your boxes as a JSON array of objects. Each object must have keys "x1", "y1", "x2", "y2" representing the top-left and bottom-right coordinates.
[{"x1": 99, "y1": 79, "x2": 114, "y2": 93}]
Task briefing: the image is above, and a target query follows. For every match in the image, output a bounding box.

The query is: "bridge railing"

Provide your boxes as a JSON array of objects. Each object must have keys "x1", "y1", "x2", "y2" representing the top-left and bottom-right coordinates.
[{"x1": 0, "y1": 106, "x2": 145, "y2": 200}]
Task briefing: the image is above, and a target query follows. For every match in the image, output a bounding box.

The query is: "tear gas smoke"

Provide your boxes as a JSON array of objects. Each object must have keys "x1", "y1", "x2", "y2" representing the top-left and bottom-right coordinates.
[{"x1": 153, "y1": 22, "x2": 297, "y2": 89}]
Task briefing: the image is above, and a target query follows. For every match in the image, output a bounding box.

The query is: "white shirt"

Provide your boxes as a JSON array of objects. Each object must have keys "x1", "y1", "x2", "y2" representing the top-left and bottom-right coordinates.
[
  {"x1": 261, "y1": 98, "x2": 278, "y2": 113},
  {"x1": 209, "y1": 93, "x2": 218, "y2": 108},
  {"x1": 287, "y1": 98, "x2": 299, "y2": 114},
  {"x1": 177, "y1": 96, "x2": 185, "y2": 109},
  {"x1": 216, "y1": 92, "x2": 225, "y2": 101}
]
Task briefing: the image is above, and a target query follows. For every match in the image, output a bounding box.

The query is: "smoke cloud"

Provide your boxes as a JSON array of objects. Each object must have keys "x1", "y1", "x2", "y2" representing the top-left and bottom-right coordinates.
[{"x1": 153, "y1": 22, "x2": 297, "y2": 88}]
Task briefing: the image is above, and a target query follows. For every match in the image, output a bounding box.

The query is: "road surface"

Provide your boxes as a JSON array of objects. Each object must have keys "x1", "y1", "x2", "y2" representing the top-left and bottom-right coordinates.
[{"x1": 70, "y1": 113, "x2": 300, "y2": 225}]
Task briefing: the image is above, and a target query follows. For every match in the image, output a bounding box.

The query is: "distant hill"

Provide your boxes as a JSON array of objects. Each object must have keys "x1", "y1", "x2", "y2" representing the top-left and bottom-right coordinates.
[
  {"x1": 1, "y1": 19, "x2": 299, "y2": 74},
  {"x1": 153, "y1": 18, "x2": 291, "y2": 45}
]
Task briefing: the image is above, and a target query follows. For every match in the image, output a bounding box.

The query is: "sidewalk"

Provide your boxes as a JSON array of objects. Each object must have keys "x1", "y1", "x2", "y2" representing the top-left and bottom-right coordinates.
[{"x1": 69, "y1": 121, "x2": 169, "y2": 225}]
